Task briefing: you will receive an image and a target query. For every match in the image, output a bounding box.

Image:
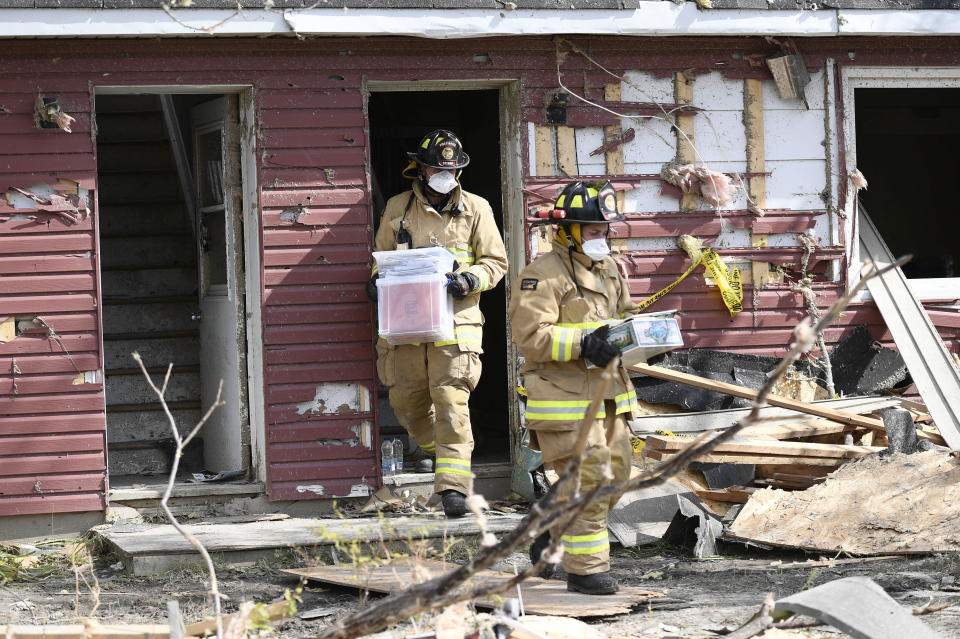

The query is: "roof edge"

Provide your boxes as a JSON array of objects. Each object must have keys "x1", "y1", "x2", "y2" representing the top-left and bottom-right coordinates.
[{"x1": 2, "y1": 7, "x2": 960, "y2": 38}]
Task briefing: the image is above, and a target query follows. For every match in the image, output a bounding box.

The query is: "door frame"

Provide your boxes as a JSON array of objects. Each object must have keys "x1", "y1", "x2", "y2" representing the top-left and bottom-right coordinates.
[
  {"x1": 94, "y1": 84, "x2": 267, "y2": 484},
  {"x1": 841, "y1": 67, "x2": 960, "y2": 301},
  {"x1": 362, "y1": 78, "x2": 525, "y2": 463}
]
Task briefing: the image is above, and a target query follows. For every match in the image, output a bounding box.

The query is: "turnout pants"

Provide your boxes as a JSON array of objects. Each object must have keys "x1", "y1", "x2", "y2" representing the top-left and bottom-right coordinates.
[
  {"x1": 377, "y1": 342, "x2": 481, "y2": 495},
  {"x1": 531, "y1": 399, "x2": 632, "y2": 575}
]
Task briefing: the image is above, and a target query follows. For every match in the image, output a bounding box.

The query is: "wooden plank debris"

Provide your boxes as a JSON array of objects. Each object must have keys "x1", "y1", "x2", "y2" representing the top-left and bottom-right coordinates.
[
  {"x1": 629, "y1": 396, "x2": 900, "y2": 434},
  {"x1": 646, "y1": 435, "x2": 882, "y2": 459},
  {"x1": 629, "y1": 363, "x2": 888, "y2": 431},
  {"x1": 694, "y1": 486, "x2": 755, "y2": 504},
  {"x1": 283, "y1": 559, "x2": 662, "y2": 618},
  {"x1": 644, "y1": 448, "x2": 846, "y2": 467},
  {"x1": 1, "y1": 624, "x2": 173, "y2": 639},
  {"x1": 859, "y1": 207, "x2": 960, "y2": 449},
  {"x1": 95, "y1": 513, "x2": 525, "y2": 575},
  {"x1": 729, "y1": 450, "x2": 960, "y2": 554}
]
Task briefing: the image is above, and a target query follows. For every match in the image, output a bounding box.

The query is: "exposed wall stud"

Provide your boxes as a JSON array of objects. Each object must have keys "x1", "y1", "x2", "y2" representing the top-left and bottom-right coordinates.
[{"x1": 674, "y1": 71, "x2": 697, "y2": 211}]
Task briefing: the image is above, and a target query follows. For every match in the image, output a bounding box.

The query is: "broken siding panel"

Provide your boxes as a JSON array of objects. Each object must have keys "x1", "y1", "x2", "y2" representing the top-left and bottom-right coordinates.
[
  {"x1": 0, "y1": 494, "x2": 104, "y2": 517},
  {"x1": 0, "y1": 473, "x2": 105, "y2": 497},
  {"x1": 0, "y1": 78, "x2": 103, "y2": 517}
]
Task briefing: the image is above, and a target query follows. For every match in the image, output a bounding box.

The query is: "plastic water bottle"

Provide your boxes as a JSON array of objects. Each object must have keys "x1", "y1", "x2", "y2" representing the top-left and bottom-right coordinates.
[
  {"x1": 381, "y1": 439, "x2": 394, "y2": 477},
  {"x1": 392, "y1": 438, "x2": 404, "y2": 474}
]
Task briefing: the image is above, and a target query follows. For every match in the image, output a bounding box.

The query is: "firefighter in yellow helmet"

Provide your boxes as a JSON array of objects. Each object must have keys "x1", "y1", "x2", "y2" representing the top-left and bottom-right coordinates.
[
  {"x1": 508, "y1": 181, "x2": 638, "y2": 594},
  {"x1": 368, "y1": 129, "x2": 508, "y2": 517}
]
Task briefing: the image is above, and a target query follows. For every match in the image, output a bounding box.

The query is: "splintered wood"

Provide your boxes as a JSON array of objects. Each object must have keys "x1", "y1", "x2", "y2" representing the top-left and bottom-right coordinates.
[
  {"x1": 728, "y1": 451, "x2": 960, "y2": 554},
  {"x1": 284, "y1": 559, "x2": 662, "y2": 618}
]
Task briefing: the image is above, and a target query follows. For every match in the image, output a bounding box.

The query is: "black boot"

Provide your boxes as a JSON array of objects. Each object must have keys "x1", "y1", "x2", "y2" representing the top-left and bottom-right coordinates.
[
  {"x1": 528, "y1": 532, "x2": 556, "y2": 579},
  {"x1": 567, "y1": 571, "x2": 619, "y2": 595},
  {"x1": 529, "y1": 532, "x2": 550, "y2": 566},
  {"x1": 413, "y1": 456, "x2": 434, "y2": 473},
  {"x1": 441, "y1": 490, "x2": 467, "y2": 518}
]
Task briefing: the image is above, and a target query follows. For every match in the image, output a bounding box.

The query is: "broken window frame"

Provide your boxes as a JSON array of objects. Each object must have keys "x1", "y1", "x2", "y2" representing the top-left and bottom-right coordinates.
[{"x1": 841, "y1": 67, "x2": 960, "y2": 303}]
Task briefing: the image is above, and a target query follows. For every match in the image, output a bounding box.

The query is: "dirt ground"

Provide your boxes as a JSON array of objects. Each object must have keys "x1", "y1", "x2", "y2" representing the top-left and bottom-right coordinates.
[{"x1": 3, "y1": 534, "x2": 960, "y2": 638}]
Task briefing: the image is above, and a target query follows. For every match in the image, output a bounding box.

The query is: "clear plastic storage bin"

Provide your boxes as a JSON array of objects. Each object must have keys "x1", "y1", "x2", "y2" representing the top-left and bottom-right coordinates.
[{"x1": 373, "y1": 247, "x2": 456, "y2": 345}]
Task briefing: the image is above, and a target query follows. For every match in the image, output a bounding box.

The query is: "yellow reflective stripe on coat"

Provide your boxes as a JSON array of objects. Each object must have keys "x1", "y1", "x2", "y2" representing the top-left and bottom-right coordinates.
[
  {"x1": 614, "y1": 390, "x2": 638, "y2": 414},
  {"x1": 525, "y1": 399, "x2": 606, "y2": 421},
  {"x1": 561, "y1": 531, "x2": 609, "y2": 555},
  {"x1": 550, "y1": 326, "x2": 578, "y2": 362},
  {"x1": 435, "y1": 457, "x2": 472, "y2": 477},
  {"x1": 434, "y1": 325, "x2": 483, "y2": 348},
  {"x1": 556, "y1": 321, "x2": 607, "y2": 330},
  {"x1": 448, "y1": 247, "x2": 476, "y2": 265},
  {"x1": 472, "y1": 268, "x2": 491, "y2": 291},
  {"x1": 420, "y1": 441, "x2": 437, "y2": 453}
]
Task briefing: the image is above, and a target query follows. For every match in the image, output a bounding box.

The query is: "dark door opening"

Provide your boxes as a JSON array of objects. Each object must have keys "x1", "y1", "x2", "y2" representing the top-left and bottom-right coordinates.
[
  {"x1": 368, "y1": 89, "x2": 509, "y2": 465},
  {"x1": 95, "y1": 93, "x2": 249, "y2": 488},
  {"x1": 855, "y1": 88, "x2": 960, "y2": 279}
]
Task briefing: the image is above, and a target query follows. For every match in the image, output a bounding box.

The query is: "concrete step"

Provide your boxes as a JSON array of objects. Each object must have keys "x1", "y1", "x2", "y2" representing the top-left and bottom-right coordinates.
[
  {"x1": 105, "y1": 369, "x2": 200, "y2": 406},
  {"x1": 103, "y1": 335, "x2": 200, "y2": 370},
  {"x1": 106, "y1": 404, "x2": 201, "y2": 442},
  {"x1": 101, "y1": 300, "x2": 199, "y2": 335},
  {"x1": 99, "y1": 236, "x2": 196, "y2": 269},
  {"x1": 107, "y1": 444, "x2": 172, "y2": 478},
  {"x1": 100, "y1": 266, "x2": 197, "y2": 299}
]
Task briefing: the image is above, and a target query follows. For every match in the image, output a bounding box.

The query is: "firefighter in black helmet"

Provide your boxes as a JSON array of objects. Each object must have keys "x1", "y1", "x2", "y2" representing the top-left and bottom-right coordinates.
[
  {"x1": 369, "y1": 129, "x2": 508, "y2": 518},
  {"x1": 508, "y1": 180, "x2": 638, "y2": 595}
]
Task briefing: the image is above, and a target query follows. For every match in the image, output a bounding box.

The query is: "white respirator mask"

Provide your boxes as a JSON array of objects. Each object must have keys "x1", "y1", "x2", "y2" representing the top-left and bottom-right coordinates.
[
  {"x1": 427, "y1": 170, "x2": 459, "y2": 195},
  {"x1": 581, "y1": 238, "x2": 611, "y2": 262}
]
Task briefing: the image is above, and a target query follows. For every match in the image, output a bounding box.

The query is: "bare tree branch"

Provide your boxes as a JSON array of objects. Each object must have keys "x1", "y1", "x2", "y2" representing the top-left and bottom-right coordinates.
[
  {"x1": 315, "y1": 258, "x2": 909, "y2": 639},
  {"x1": 133, "y1": 352, "x2": 226, "y2": 639}
]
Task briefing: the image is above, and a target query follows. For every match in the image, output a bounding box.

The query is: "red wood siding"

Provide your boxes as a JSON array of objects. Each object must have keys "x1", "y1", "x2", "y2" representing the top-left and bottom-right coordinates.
[
  {"x1": 0, "y1": 73, "x2": 105, "y2": 516},
  {"x1": 1, "y1": 36, "x2": 958, "y2": 515}
]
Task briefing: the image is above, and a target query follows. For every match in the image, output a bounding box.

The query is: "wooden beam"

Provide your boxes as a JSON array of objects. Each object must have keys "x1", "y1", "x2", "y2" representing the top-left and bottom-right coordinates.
[
  {"x1": 534, "y1": 124, "x2": 555, "y2": 178},
  {"x1": 743, "y1": 78, "x2": 782, "y2": 288},
  {"x1": 674, "y1": 71, "x2": 698, "y2": 211},
  {"x1": 628, "y1": 363, "x2": 887, "y2": 432},
  {"x1": 556, "y1": 125, "x2": 577, "y2": 177},
  {"x1": 644, "y1": 448, "x2": 845, "y2": 467},
  {"x1": 1, "y1": 625, "x2": 173, "y2": 639},
  {"x1": 645, "y1": 435, "x2": 882, "y2": 459},
  {"x1": 604, "y1": 81, "x2": 628, "y2": 254}
]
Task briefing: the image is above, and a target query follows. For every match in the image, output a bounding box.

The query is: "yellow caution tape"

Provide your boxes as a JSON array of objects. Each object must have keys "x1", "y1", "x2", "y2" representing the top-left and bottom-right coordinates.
[
  {"x1": 701, "y1": 248, "x2": 743, "y2": 317},
  {"x1": 635, "y1": 256, "x2": 703, "y2": 312},
  {"x1": 654, "y1": 430, "x2": 693, "y2": 437},
  {"x1": 631, "y1": 437, "x2": 646, "y2": 453}
]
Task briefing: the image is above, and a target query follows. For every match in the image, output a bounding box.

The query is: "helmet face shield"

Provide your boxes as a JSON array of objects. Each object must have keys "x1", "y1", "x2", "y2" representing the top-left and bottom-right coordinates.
[
  {"x1": 550, "y1": 180, "x2": 624, "y2": 225},
  {"x1": 596, "y1": 182, "x2": 620, "y2": 221}
]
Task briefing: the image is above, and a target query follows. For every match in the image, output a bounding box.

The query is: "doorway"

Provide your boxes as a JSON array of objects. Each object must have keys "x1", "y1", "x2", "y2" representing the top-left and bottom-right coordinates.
[
  {"x1": 368, "y1": 88, "x2": 510, "y2": 465},
  {"x1": 855, "y1": 88, "x2": 960, "y2": 280},
  {"x1": 95, "y1": 92, "x2": 250, "y2": 487}
]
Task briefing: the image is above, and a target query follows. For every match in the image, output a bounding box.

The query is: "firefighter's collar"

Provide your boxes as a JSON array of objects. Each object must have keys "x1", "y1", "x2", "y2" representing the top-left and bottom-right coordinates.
[{"x1": 412, "y1": 180, "x2": 471, "y2": 216}]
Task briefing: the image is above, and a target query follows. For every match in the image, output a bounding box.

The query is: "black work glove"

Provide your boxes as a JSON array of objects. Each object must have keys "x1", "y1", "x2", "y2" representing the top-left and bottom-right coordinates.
[
  {"x1": 580, "y1": 324, "x2": 620, "y2": 368},
  {"x1": 445, "y1": 271, "x2": 479, "y2": 300},
  {"x1": 365, "y1": 274, "x2": 378, "y2": 302}
]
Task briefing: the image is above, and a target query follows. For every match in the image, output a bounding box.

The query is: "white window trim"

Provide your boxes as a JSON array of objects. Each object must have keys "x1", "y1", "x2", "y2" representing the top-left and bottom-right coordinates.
[{"x1": 842, "y1": 67, "x2": 960, "y2": 303}]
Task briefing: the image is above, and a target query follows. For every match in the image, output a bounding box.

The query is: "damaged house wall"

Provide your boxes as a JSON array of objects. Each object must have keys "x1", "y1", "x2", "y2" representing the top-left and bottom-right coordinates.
[{"x1": 1, "y1": 35, "x2": 960, "y2": 522}]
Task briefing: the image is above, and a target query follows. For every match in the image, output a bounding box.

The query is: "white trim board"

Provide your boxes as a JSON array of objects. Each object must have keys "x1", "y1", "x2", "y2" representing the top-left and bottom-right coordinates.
[
  {"x1": 841, "y1": 67, "x2": 960, "y2": 297},
  {"x1": 5, "y1": 8, "x2": 960, "y2": 39}
]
